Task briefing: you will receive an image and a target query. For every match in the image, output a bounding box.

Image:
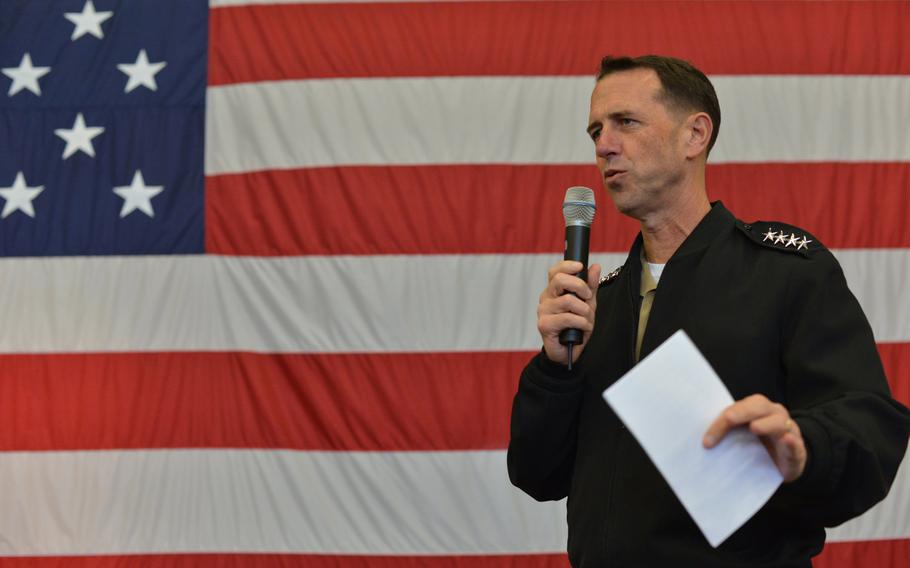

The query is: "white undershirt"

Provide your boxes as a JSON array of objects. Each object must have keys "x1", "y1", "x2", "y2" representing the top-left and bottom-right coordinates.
[{"x1": 644, "y1": 261, "x2": 666, "y2": 284}]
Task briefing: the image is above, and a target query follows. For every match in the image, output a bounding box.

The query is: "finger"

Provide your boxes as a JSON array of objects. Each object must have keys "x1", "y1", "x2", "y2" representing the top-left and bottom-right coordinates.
[
  {"x1": 587, "y1": 264, "x2": 602, "y2": 293},
  {"x1": 703, "y1": 414, "x2": 732, "y2": 448},
  {"x1": 725, "y1": 395, "x2": 782, "y2": 423},
  {"x1": 776, "y1": 421, "x2": 803, "y2": 451},
  {"x1": 748, "y1": 413, "x2": 793, "y2": 438},
  {"x1": 540, "y1": 313, "x2": 594, "y2": 335},
  {"x1": 586, "y1": 265, "x2": 602, "y2": 308},
  {"x1": 703, "y1": 396, "x2": 777, "y2": 447},
  {"x1": 539, "y1": 294, "x2": 594, "y2": 318},
  {"x1": 721, "y1": 397, "x2": 782, "y2": 428},
  {"x1": 775, "y1": 432, "x2": 807, "y2": 482},
  {"x1": 547, "y1": 261, "x2": 585, "y2": 282},
  {"x1": 777, "y1": 431, "x2": 802, "y2": 454},
  {"x1": 547, "y1": 272, "x2": 594, "y2": 300}
]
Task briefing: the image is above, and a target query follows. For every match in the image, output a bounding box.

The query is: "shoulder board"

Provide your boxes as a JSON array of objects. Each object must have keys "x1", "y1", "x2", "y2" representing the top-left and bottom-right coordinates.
[
  {"x1": 599, "y1": 265, "x2": 623, "y2": 287},
  {"x1": 735, "y1": 219, "x2": 822, "y2": 258}
]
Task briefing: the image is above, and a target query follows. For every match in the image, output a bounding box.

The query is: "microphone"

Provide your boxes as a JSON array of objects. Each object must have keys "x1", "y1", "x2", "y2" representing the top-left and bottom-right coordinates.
[{"x1": 559, "y1": 186, "x2": 596, "y2": 370}]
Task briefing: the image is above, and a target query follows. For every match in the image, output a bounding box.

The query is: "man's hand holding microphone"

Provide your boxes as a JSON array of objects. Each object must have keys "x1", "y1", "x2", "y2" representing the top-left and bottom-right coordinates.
[{"x1": 538, "y1": 187, "x2": 601, "y2": 368}]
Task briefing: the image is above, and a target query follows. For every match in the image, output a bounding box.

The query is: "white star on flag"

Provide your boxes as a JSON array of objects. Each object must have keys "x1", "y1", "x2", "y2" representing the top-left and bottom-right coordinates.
[
  {"x1": 117, "y1": 50, "x2": 166, "y2": 93},
  {"x1": 2, "y1": 53, "x2": 51, "y2": 97},
  {"x1": 0, "y1": 172, "x2": 44, "y2": 219},
  {"x1": 113, "y1": 170, "x2": 163, "y2": 218},
  {"x1": 64, "y1": 1, "x2": 114, "y2": 41},
  {"x1": 54, "y1": 113, "x2": 105, "y2": 159}
]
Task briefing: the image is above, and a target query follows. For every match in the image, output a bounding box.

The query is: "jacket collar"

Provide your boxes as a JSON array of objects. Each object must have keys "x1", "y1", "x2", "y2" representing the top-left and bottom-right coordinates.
[
  {"x1": 671, "y1": 200, "x2": 735, "y2": 260},
  {"x1": 626, "y1": 200, "x2": 734, "y2": 266},
  {"x1": 622, "y1": 201, "x2": 734, "y2": 295}
]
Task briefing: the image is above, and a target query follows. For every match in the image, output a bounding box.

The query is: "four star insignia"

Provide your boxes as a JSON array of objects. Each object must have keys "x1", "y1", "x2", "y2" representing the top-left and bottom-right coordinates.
[
  {"x1": 113, "y1": 170, "x2": 164, "y2": 218},
  {"x1": 117, "y1": 49, "x2": 167, "y2": 93},
  {"x1": 2, "y1": 53, "x2": 51, "y2": 97},
  {"x1": 761, "y1": 228, "x2": 813, "y2": 251},
  {"x1": 54, "y1": 113, "x2": 105, "y2": 159},
  {"x1": 64, "y1": 0, "x2": 113, "y2": 41},
  {"x1": 0, "y1": 172, "x2": 44, "y2": 219}
]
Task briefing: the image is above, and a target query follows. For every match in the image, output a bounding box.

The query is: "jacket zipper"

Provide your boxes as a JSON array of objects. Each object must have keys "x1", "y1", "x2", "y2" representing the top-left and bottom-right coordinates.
[{"x1": 601, "y1": 268, "x2": 639, "y2": 563}]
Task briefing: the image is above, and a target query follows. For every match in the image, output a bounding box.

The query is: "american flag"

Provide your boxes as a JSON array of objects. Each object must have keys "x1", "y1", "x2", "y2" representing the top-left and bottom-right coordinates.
[{"x1": 0, "y1": 0, "x2": 907, "y2": 566}]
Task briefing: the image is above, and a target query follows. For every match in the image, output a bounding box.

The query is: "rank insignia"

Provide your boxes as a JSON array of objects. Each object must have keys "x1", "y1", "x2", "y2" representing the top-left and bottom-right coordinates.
[
  {"x1": 764, "y1": 227, "x2": 812, "y2": 250},
  {"x1": 748, "y1": 222, "x2": 816, "y2": 255},
  {"x1": 599, "y1": 266, "x2": 622, "y2": 286}
]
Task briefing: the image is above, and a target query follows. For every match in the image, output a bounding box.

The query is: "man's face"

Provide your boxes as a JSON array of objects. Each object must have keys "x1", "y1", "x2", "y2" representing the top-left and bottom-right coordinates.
[{"x1": 587, "y1": 68, "x2": 690, "y2": 219}]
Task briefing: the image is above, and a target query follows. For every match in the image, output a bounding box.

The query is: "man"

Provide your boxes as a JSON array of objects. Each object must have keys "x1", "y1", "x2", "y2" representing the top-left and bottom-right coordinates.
[{"x1": 507, "y1": 55, "x2": 910, "y2": 567}]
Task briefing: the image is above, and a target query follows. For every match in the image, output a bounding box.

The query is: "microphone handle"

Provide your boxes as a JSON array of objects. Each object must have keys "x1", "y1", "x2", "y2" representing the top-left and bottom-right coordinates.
[{"x1": 559, "y1": 224, "x2": 590, "y2": 347}]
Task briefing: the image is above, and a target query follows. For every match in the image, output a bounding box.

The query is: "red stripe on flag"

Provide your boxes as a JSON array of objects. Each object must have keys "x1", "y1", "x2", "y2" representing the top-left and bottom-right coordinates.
[
  {"x1": 205, "y1": 165, "x2": 633, "y2": 256},
  {"x1": 881, "y1": 342, "x2": 910, "y2": 408},
  {"x1": 208, "y1": 1, "x2": 910, "y2": 85},
  {"x1": 0, "y1": 554, "x2": 572, "y2": 567},
  {"x1": 814, "y1": 538, "x2": 910, "y2": 568},
  {"x1": 0, "y1": 351, "x2": 532, "y2": 451},
  {"x1": 0, "y1": 344, "x2": 905, "y2": 452},
  {"x1": 206, "y1": 163, "x2": 910, "y2": 256},
  {"x1": 4, "y1": 542, "x2": 910, "y2": 567}
]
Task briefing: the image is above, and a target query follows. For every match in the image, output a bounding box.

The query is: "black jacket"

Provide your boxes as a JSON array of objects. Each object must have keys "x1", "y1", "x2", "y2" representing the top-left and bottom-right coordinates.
[{"x1": 507, "y1": 202, "x2": 910, "y2": 567}]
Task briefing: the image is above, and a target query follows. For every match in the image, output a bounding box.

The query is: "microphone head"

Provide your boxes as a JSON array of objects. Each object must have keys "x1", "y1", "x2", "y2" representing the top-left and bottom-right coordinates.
[{"x1": 563, "y1": 186, "x2": 596, "y2": 227}]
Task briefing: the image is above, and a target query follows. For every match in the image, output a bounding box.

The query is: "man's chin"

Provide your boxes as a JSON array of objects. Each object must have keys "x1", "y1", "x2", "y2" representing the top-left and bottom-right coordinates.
[
  {"x1": 605, "y1": 187, "x2": 642, "y2": 218},
  {"x1": 604, "y1": 181, "x2": 629, "y2": 204},
  {"x1": 613, "y1": 204, "x2": 638, "y2": 218}
]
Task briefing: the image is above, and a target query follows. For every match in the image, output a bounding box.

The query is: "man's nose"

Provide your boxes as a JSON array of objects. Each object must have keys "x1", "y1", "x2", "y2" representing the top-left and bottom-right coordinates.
[{"x1": 595, "y1": 129, "x2": 620, "y2": 159}]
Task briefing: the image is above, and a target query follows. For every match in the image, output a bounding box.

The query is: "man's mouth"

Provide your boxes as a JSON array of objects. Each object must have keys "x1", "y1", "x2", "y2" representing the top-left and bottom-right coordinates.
[{"x1": 604, "y1": 169, "x2": 626, "y2": 181}]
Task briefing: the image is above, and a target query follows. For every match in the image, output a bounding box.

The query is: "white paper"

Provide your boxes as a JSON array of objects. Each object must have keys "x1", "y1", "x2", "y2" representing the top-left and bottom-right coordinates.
[{"x1": 602, "y1": 330, "x2": 783, "y2": 547}]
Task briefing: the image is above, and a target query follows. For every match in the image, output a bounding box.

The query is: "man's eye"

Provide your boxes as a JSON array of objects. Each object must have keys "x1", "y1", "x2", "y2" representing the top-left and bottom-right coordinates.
[
  {"x1": 620, "y1": 118, "x2": 636, "y2": 126},
  {"x1": 589, "y1": 129, "x2": 601, "y2": 142}
]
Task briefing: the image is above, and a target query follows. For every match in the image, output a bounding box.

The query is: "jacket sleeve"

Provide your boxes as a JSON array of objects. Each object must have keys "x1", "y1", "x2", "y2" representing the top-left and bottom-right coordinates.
[
  {"x1": 777, "y1": 248, "x2": 910, "y2": 526},
  {"x1": 507, "y1": 351, "x2": 586, "y2": 502}
]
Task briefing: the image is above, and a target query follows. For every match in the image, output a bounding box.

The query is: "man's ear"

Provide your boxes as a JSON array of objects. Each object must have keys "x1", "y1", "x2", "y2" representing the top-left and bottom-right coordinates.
[{"x1": 684, "y1": 112, "x2": 713, "y2": 159}]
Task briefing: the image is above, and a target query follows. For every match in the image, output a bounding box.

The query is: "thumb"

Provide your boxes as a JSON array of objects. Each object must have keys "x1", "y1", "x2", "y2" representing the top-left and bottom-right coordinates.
[{"x1": 587, "y1": 264, "x2": 602, "y2": 294}]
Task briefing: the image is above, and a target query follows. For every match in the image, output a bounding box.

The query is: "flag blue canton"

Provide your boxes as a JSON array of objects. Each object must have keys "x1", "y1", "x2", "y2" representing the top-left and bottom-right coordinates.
[{"x1": 0, "y1": 0, "x2": 207, "y2": 256}]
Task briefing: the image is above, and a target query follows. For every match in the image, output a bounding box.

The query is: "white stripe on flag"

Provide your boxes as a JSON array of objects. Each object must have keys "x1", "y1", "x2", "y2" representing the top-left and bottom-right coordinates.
[
  {"x1": 827, "y1": 443, "x2": 910, "y2": 542},
  {"x1": 0, "y1": 448, "x2": 905, "y2": 555},
  {"x1": 205, "y1": 76, "x2": 910, "y2": 175},
  {"x1": 0, "y1": 449, "x2": 566, "y2": 555},
  {"x1": 0, "y1": 249, "x2": 905, "y2": 353}
]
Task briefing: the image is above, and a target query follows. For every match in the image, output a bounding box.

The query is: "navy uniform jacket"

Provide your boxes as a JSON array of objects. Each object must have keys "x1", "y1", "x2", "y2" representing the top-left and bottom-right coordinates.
[{"x1": 507, "y1": 202, "x2": 910, "y2": 567}]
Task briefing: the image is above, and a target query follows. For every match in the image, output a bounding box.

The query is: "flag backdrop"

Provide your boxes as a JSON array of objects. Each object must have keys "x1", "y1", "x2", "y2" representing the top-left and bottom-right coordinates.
[{"x1": 0, "y1": 0, "x2": 908, "y2": 566}]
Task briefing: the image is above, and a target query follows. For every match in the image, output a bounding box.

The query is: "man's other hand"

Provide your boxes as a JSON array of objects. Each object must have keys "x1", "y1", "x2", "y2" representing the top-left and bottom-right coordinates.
[
  {"x1": 703, "y1": 394, "x2": 807, "y2": 483},
  {"x1": 538, "y1": 260, "x2": 602, "y2": 366}
]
